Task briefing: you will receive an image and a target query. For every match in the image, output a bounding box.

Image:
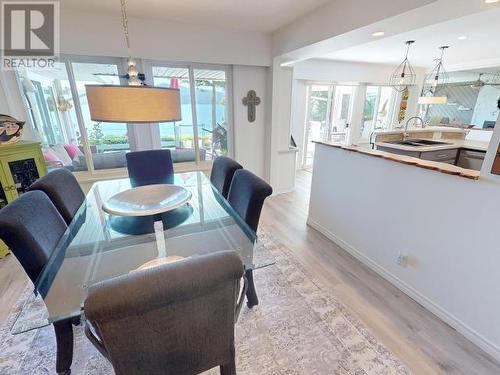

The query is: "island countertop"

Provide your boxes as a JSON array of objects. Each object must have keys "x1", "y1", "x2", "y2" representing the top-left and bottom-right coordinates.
[
  {"x1": 375, "y1": 139, "x2": 489, "y2": 153},
  {"x1": 314, "y1": 141, "x2": 481, "y2": 180},
  {"x1": 372, "y1": 126, "x2": 467, "y2": 136}
]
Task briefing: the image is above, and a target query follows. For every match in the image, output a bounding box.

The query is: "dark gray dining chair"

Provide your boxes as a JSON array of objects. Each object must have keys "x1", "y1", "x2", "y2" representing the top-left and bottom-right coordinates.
[
  {"x1": 0, "y1": 191, "x2": 76, "y2": 375},
  {"x1": 28, "y1": 168, "x2": 85, "y2": 225},
  {"x1": 227, "y1": 169, "x2": 272, "y2": 308},
  {"x1": 126, "y1": 149, "x2": 174, "y2": 187},
  {"x1": 0, "y1": 190, "x2": 67, "y2": 283},
  {"x1": 84, "y1": 251, "x2": 245, "y2": 375},
  {"x1": 210, "y1": 156, "x2": 243, "y2": 198}
]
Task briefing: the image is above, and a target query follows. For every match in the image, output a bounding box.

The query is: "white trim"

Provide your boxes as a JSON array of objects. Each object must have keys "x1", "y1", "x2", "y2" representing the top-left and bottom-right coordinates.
[
  {"x1": 65, "y1": 60, "x2": 95, "y2": 173},
  {"x1": 188, "y1": 65, "x2": 201, "y2": 163},
  {"x1": 306, "y1": 218, "x2": 500, "y2": 362}
]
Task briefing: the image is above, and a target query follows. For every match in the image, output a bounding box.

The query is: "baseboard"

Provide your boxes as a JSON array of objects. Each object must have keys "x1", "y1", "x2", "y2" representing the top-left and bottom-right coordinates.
[{"x1": 306, "y1": 218, "x2": 500, "y2": 362}]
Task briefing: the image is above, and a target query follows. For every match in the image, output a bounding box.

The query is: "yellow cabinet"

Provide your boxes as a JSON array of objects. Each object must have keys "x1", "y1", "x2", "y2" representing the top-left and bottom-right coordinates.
[{"x1": 0, "y1": 141, "x2": 47, "y2": 257}]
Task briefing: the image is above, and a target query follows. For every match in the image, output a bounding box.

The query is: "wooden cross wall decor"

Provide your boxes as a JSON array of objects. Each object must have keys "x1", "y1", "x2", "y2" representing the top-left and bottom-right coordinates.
[{"x1": 242, "y1": 90, "x2": 261, "y2": 122}]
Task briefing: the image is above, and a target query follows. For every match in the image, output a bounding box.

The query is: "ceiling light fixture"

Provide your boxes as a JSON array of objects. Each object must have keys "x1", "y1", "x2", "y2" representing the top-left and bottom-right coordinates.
[
  {"x1": 458, "y1": 35, "x2": 468, "y2": 40},
  {"x1": 418, "y1": 96, "x2": 448, "y2": 105},
  {"x1": 424, "y1": 46, "x2": 449, "y2": 94},
  {"x1": 372, "y1": 31, "x2": 385, "y2": 37},
  {"x1": 419, "y1": 46, "x2": 449, "y2": 104},
  {"x1": 485, "y1": 0, "x2": 499, "y2": 4},
  {"x1": 389, "y1": 40, "x2": 417, "y2": 92},
  {"x1": 85, "y1": 0, "x2": 182, "y2": 123}
]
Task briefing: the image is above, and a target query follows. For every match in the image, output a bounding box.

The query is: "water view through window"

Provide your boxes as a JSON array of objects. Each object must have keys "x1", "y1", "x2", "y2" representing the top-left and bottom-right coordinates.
[{"x1": 153, "y1": 66, "x2": 228, "y2": 162}]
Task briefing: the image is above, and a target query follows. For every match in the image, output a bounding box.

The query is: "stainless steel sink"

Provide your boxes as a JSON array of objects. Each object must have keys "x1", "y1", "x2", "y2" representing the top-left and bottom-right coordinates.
[{"x1": 387, "y1": 139, "x2": 451, "y2": 147}]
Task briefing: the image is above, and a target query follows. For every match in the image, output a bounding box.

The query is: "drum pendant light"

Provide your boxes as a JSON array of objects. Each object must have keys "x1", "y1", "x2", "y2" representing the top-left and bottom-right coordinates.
[{"x1": 86, "y1": 0, "x2": 181, "y2": 123}]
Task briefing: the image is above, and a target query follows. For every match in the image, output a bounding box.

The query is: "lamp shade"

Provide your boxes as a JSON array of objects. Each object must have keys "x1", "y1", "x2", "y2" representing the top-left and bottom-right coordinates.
[
  {"x1": 85, "y1": 85, "x2": 181, "y2": 123},
  {"x1": 418, "y1": 96, "x2": 448, "y2": 105}
]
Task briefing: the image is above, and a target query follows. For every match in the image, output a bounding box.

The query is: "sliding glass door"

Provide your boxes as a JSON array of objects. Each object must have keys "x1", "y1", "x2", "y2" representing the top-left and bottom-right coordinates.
[
  {"x1": 303, "y1": 85, "x2": 333, "y2": 168},
  {"x1": 360, "y1": 86, "x2": 395, "y2": 141},
  {"x1": 70, "y1": 60, "x2": 130, "y2": 171},
  {"x1": 303, "y1": 84, "x2": 354, "y2": 168},
  {"x1": 152, "y1": 66, "x2": 195, "y2": 162},
  {"x1": 193, "y1": 68, "x2": 229, "y2": 160},
  {"x1": 148, "y1": 62, "x2": 231, "y2": 164},
  {"x1": 17, "y1": 55, "x2": 233, "y2": 174},
  {"x1": 17, "y1": 62, "x2": 89, "y2": 170}
]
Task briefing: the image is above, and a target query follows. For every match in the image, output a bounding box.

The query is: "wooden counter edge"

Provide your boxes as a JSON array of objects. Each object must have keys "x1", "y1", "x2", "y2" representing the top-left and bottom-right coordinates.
[{"x1": 314, "y1": 141, "x2": 480, "y2": 180}]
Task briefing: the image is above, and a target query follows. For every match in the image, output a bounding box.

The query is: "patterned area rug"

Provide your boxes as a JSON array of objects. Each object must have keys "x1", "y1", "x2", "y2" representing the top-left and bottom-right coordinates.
[{"x1": 0, "y1": 232, "x2": 411, "y2": 374}]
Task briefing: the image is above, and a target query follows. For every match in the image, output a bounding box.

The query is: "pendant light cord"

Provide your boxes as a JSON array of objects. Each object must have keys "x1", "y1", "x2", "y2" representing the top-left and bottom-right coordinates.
[
  {"x1": 401, "y1": 41, "x2": 415, "y2": 76},
  {"x1": 120, "y1": 0, "x2": 131, "y2": 52}
]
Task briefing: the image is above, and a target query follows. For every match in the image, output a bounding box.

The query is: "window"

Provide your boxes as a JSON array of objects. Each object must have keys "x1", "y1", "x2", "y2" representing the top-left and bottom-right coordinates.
[
  {"x1": 360, "y1": 86, "x2": 395, "y2": 141},
  {"x1": 331, "y1": 86, "x2": 355, "y2": 141},
  {"x1": 18, "y1": 56, "x2": 232, "y2": 174},
  {"x1": 303, "y1": 84, "x2": 355, "y2": 168},
  {"x1": 71, "y1": 61, "x2": 130, "y2": 171},
  {"x1": 152, "y1": 66, "x2": 195, "y2": 163},
  {"x1": 303, "y1": 85, "x2": 333, "y2": 168},
  {"x1": 17, "y1": 62, "x2": 88, "y2": 171},
  {"x1": 194, "y1": 69, "x2": 229, "y2": 160},
  {"x1": 150, "y1": 64, "x2": 231, "y2": 163}
]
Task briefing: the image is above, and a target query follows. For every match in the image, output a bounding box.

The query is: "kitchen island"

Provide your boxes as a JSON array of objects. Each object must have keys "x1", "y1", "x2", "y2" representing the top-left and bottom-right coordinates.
[
  {"x1": 307, "y1": 139, "x2": 500, "y2": 360},
  {"x1": 372, "y1": 127, "x2": 489, "y2": 171}
]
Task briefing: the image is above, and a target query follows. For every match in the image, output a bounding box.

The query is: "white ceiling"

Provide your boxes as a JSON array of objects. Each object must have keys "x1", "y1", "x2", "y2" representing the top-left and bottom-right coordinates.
[
  {"x1": 322, "y1": 7, "x2": 500, "y2": 69},
  {"x1": 60, "y1": 0, "x2": 332, "y2": 33}
]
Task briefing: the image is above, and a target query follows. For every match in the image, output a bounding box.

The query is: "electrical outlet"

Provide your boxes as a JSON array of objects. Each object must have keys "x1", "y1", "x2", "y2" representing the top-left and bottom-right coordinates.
[{"x1": 397, "y1": 252, "x2": 408, "y2": 268}]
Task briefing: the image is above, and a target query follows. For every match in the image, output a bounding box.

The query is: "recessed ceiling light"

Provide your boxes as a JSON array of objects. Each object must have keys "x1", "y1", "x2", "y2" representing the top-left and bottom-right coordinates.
[
  {"x1": 372, "y1": 31, "x2": 385, "y2": 37},
  {"x1": 458, "y1": 35, "x2": 468, "y2": 40},
  {"x1": 485, "y1": 0, "x2": 499, "y2": 4}
]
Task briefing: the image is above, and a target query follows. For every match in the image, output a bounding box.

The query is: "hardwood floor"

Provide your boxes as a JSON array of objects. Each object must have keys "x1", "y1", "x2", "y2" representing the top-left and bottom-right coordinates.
[
  {"x1": 0, "y1": 170, "x2": 499, "y2": 374},
  {"x1": 0, "y1": 253, "x2": 28, "y2": 323},
  {"x1": 260, "y1": 170, "x2": 500, "y2": 375}
]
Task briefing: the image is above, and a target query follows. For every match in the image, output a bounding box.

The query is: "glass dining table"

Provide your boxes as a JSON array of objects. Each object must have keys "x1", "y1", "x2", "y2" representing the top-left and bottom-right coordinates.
[{"x1": 11, "y1": 171, "x2": 273, "y2": 374}]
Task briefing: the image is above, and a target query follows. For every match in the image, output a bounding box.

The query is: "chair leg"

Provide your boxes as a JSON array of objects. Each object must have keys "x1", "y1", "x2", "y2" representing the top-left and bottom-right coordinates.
[
  {"x1": 245, "y1": 269, "x2": 258, "y2": 308},
  {"x1": 54, "y1": 319, "x2": 74, "y2": 375},
  {"x1": 220, "y1": 359, "x2": 236, "y2": 375}
]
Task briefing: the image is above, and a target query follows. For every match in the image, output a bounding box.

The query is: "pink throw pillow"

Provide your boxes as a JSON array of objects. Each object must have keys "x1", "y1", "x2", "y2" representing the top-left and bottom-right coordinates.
[
  {"x1": 43, "y1": 149, "x2": 63, "y2": 167},
  {"x1": 64, "y1": 144, "x2": 80, "y2": 160}
]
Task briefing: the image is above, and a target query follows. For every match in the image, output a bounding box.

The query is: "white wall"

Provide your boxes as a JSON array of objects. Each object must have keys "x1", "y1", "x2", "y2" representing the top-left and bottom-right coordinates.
[
  {"x1": 308, "y1": 125, "x2": 500, "y2": 360},
  {"x1": 60, "y1": 7, "x2": 271, "y2": 67},
  {"x1": 232, "y1": 65, "x2": 270, "y2": 178}
]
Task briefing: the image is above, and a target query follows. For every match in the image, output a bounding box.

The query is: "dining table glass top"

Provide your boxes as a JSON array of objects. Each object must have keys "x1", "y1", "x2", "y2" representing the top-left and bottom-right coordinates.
[{"x1": 11, "y1": 171, "x2": 273, "y2": 334}]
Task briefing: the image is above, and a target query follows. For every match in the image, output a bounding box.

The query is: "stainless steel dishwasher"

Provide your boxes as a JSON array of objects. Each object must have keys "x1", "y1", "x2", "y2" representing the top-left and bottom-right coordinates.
[{"x1": 456, "y1": 149, "x2": 486, "y2": 171}]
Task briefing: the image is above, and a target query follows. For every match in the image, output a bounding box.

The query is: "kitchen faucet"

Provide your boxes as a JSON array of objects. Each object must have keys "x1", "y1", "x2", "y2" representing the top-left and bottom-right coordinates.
[{"x1": 404, "y1": 116, "x2": 424, "y2": 139}]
